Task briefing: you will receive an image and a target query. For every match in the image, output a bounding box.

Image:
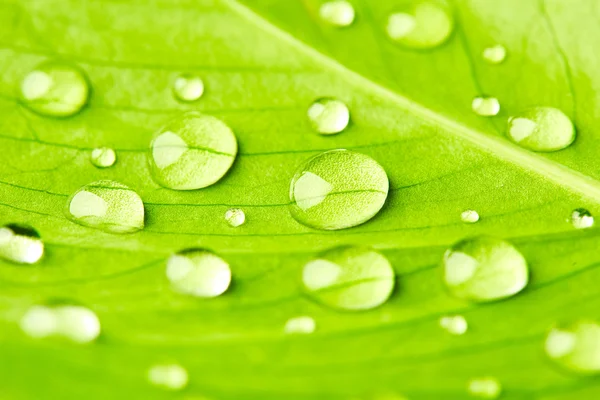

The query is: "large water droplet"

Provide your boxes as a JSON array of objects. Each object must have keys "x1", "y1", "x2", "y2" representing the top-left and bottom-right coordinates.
[
  {"x1": 90, "y1": 147, "x2": 116, "y2": 168},
  {"x1": 289, "y1": 150, "x2": 388, "y2": 230},
  {"x1": 386, "y1": 2, "x2": 453, "y2": 49},
  {"x1": 461, "y1": 210, "x2": 480, "y2": 224},
  {"x1": 148, "y1": 112, "x2": 237, "y2": 190},
  {"x1": 284, "y1": 316, "x2": 316, "y2": 335},
  {"x1": 571, "y1": 208, "x2": 594, "y2": 230},
  {"x1": 307, "y1": 98, "x2": 350, "y2": 135},
  {"x1": 442, "y1": 236, "x2": 528, "y2": 302},
  {"x1": 319, "y1": 0, "x2": 355, "y2": 27},
  {"x1": 439, "y1": 315, "x2": 468, "y2": 335},
  {"x1": 507, "y1": 107, "x2": 575, "y2": 152},
  {"x1": 545, "y1": 321, "x2": 600, "y2": 374},
  {"x1": 472, "y1": 97, "x2": 500, "y2": 117},
  {"x1": 173, "y1": 74, "x2": 204, "y2": 102},
  {"x1": 65, "y1": 180, "x2": 145, "y2": 234},
  {"x1": 148, "y1": 364, "x2": 189, "y2": 390},
  {"x1": 483, "y1": 45, "x2": 507, "y2": 64},
  {"x1": 166, "y1": 248, "x2": 231, "y2": 298},
  {"x1": 224, "y1": 208, "x2": 245, "y2": 227},
  {"x1": 302, "y1": 246, "x2": 395, "y2": 311},
  {"x1": 0, "y1": 224, "x2": 44, "y2": 264},
  {"x1": 20, "y1": 61, "x2": 89, "y2": 117},
  {"x1": 467, "y1": 377, "x2": 502, "y2": 399},
  {"x1": 20, "y1": 305, "x2": 100, "y2": 343}
]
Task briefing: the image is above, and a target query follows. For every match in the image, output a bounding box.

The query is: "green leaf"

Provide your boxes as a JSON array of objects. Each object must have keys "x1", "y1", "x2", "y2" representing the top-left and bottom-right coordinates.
[{"x1": 1, "y1": 0, "x2": 599, "y2": 398}]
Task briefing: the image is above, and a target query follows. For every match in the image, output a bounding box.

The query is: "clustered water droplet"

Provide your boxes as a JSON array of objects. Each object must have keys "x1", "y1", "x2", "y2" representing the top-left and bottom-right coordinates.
[
  {"x1": 20, "y1": 304, "x2": 100, "y2": 343},
  {"x1": 225, "y1": 208, "x2": 246, "y2": 227},
  {"x1": 166, "y1": 248, "x2": 232, "y2": 298},
  {"x1": 472, "y1": 97, "x2": 500, "y2": 117},
  {"x1": 0, "y1": 224, "x2": 44, "y2": 264},
  {"x1": 147, "y1": 363, "x2": 189, "y2": 390},
  {"x1": 386, "y1": 2, "x2": 453, "y2": 49},
  {"x1": 284, "y1": 316, "x2": 316, "y2": 334},
  {"x1": 90, "y1": 147, "x2": 117, "y2": 168},
  {"x1": 467, "y1": 377, "x2": 502, "y2": 399},
  {"x1": 319, "y1": 0, "x2": 355, "y2": 27},
  {"x1": 507, "y1": 107, "x2": 575, "y2": 152}
]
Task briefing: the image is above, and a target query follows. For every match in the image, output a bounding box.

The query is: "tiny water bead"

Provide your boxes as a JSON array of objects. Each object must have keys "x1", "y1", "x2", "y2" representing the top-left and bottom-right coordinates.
[
  {"x1": 386, "y1": 2, "x2": 453, "y2": 49},
  {"x1": 442, "y1": 236, "x2": 528, "y2": 302},
  {"x1": 284, "y1": 316, "x2": 316, "y2": 335},
  {"x1": 173, "y1": 74, "x2": 204, "y2": 102},
  {"x1": 0, "y1": 224, "x2": 44, "y2": 264},
  {"x1": 472, "y1": 97, "x2": 500, "y2": 117},
  {"x1": 148, "y1": 112, "x2": 237, "y2": 190},
  {"x1": 166, "y1": 248, "x2": 231, "y2": 298},
  {"x1": 307, "y1": 98, "x2": 350, "y2": 135},
  {"x1": 148, "y1": 364, "x2": 189, "y2": 391},
  {"x1": 461, "y1": 210, "x2": 479, "y2": 223},
  {"x1": 90, "y1": 147, "x2": 116, "y2": 168},
  {"x1": 224, "y1": 208, "x2": 245, "y2": 227},
  {"x1": 289, "y1": 150, "x2": 388, "y2": 230},
  {"x1": 483, "y1": 45, "x2": 507, "y2": 64},
  {"x1": 65, "y1": 180, "x2": 144, "y2": 234},
  {"x1": 302, "y1": 246, "x2": 395, "y2": 311},
  {"x1": 545, "y1": 321, "x2": 600, "y2": 374},
  {"x1": 20, "y1": 305, "x2": 100, "y2": 343},
  {"x1": 439, "y1": 315, "x2": 468, "y2": 335},
  {"x1": 467, "y1": 377, "x2": 502, "y2": 399},
  {"x1": 319, "y1": 0, "x2": 355, "y2": 27},
  {"x1": 571, "y1": 208, "x2": 594, "y2": 229},
  {"x1": 507, "y1": 107, "x2": 575, "y2": 152},
  {"x1": 20, "y1": 61, "x2": 89, "y2": 117}
]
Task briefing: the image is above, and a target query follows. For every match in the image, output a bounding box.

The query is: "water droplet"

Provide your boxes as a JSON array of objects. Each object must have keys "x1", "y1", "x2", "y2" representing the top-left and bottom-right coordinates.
[
  {"x1": 90, "y1": 147, "x2": 116, "y2": 168},
  {"x1": 483, "y1": 45, "x2": 507, "y2": 64},
  {"x1": 284, "y1": 316, "x2": 316, "y2": 334},
  {"x1": 467, "y1": 377, "x2": 502, "y2": 399},
  {"x1": 439, "y1": 315, "x2": 468, "y2": 335},
  {"x1": 386, "y1": 2, "x2": 453, "y2": 49},
  {"x1": 20, "y1": 305, "x2": 100, "y2": 343},
  {"x1": 307, "y1": 98, "x2": 350, "y2": 135},
  {"x1": 65, "y1": 180, "x2": 145, "y2": 234},
  {"x1": 224, "y1": 208, "x2": 245, "y2": 227},
  {"x1": 166, "y1": 248, "x2": 231, "y2": 298},
  {"x1": 20, "y1": 306, "x2": 58, "y2": 339},
  {"x1": 302, "y1": 246, "x2": 395, "y2": 311},
  {"x1": 507, "y1": 107, "x2": 575, "y2": 152},
  {"x1": 148, "y1": 112, "x2": 237, "y2": 190},
  {"x1": 0, "y1": 224, "x2": 44, "y2": 264},
  {"x1": 442, "y1": 236, "x2": 528, "y2": 302},
  {"x1": 319, "y1": 0, "x2": 355, "y2": 27},
  {"x1": 571, "y1": 208, "x2": 594, "y2": 229},
  {"x1": 472, "y1": 97, "x2": 500, "y2": 117},
  {"x1": 461, "y1": 210, "x2": 480, "y2": 223},
  {"x1": 148, "y1": 363, "x2": 189, "y2": 391},
  {"x1": 545, "y1": 320, "x2": 600, "y2": 374},
  {"x1": 173, "y1": 74, "x2": 204, "y2": 102},
  {"x1": 20, "y1": 61, "x2": 89, "y2": 117},
  {"x1": 289, "y1": 150, "x2": 388, "y2": 230}
]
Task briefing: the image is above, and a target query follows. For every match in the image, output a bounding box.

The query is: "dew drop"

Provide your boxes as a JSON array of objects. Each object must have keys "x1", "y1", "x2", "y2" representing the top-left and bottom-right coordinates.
[
  {"x1": 461, "y1": 210, "x2": 480, "y2": 223},
  {"x1": 20, "y1": 61, "x2": 89, "y2": 117},
  {"x1": 472, "y1": 97, "x2": 500, "y2": 117},
  {"x1": 319, "y1": 0, "x2": 355, "y2": 27},
  {"x1": 439, "y1": 315, "x2": 468, "y2": 335},
  {"x1": 308, "y1": 98, "x2": 350, "y2": 135},
  {"x1": 166, "y1": 248, "x2": 231, "y2": 298},
  {"x1": 571, "y1": 208, "x2": 594, "y2": 230},
  {"x1": 289, "y1": 149, "x2": 388, "y2": 230},
  {"x1": 20, "y1": 306, "x2": 58, "y2": 339},
  {"x1": 545, "y1": 321, "x2": 600, "y2": 374},
  {"x1": 20, "y1": 305, "x2": 100, "y2": 343},
  {"x1": 284, "y1": 316, "x2": 316, "y2": 335},
  {"x1": 0, "y1": 224, "x2": 44, "y2": 264},
  {"x1": 386, "y1": 2, "x2": 453, "y2": 49},
  {"x1": 507, "y1": 107, "x2": 575, "y2": 152},
  {"x1": 302, "y1": 246, "x2": 395, "y2": 311},
  {"x1": 442, "y1": 236, "x2": 528, "y2": 302},
  {"x1": 173, "y1": 74, "x2": 204, "y2": 102},
  {"x1": 65, "y1": 180, "x2": 145, "y2": 234},
  {"x1": 148, "y1": 112, "x2": 237, "y2": 190},
  {"x1": 483, "y1": 45, "x2": 507, "y2": 64},
  {"x1": 90, "y1": 147, "x2": 116, "y2": 168},
  {"x1": 467, "y1": 377, "x2": 502, "y2": 399},
  {"x1": 224, "y1": 208, "x2": 245, "y2": 227},
  {"x1": 148, "y1": 363, "x2": 189, "y2": 391}
]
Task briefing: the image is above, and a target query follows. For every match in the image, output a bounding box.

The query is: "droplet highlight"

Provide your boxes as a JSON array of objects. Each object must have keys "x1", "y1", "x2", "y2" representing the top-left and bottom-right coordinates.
[
  {"x1": 545, "y1": 320, "x2": 600, "y2": 374},
  {"x1": 461, "y1": 210, "x2": 479, "y2": 223},
  {"x1": 319, "y1": 0, "x2": 355, "y2": 27},
  {"x1": 472, "y1": 97, "x2": 500, "y2": 117},
  {"x1": 284, "y1": 316, "x2": 316, "y2": 335},
  {"x1": 507, "y1": 107, "x2": 575, "y2": 152},
  {"x1": 0, "y1": 224, "x2": 44, "y2": 264},
  {"x1": 90, "y1": 147, "x2": 116, "y2": 168},
  {"x1": 439, "y1": 315, "x2": 468, "y2": 335},
  {"x1": 571, "y1": 208, "x2": 594, "y2": 230},
  {"x1": 224, "y1": 208, "x2": 245, "y2": 227},
  {"x1": 148, "y1": 364, "x2": 189, "y2": 391},
  {"x1": 166, "y1": 248, "x2": 231, "y2": 298},
  {"x1": 483, "y1": 45, "x2": 507, "y2": 64},
  {"x1": 386, "y1": 2, "x2": 453, "y2": 49},
  {"x1": 308, "y1": 98, "x2": 350, "y2": 135},
  {"x1": 467, "y1": 377, "x2": 502, "y2": 399},
  {"x1": 20, "y1": 305, "x2": 100, "y2": 343},
  {"x1": 173, "y1": 74, "x2": 204, "y2": 102}
]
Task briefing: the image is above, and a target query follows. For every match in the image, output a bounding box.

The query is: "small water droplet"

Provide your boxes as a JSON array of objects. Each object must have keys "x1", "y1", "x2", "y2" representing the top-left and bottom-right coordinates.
[
  {"x1": 442, "y1": 236, "x2": 528, "y2": 302},
  {"x1": 20, "y1": 61, "x2": 89, "y2": 117},
  {"x1": 302, "y1": 246, "x2": 395, "y2": 311},
  {"x1": 472, "y1": 97, "x2": 500, "y2": 117},
  {"x1": 507, "y1": 107, "x2": 575, "y2": 152},
  {"x1": 284, "y1": 316, "x2": 316, "y2": 334},
  {"x1": 173, "y1": 74, "x2": 204, "y2": 102},
  {"x1": 545, "y1": 320, "x2": 600, "y2": 373},
  {"x1": 571, "y1": 208, "x2": 594, "y2": 229},
  {"x1": 224, "y1": 208, "x2": 245, "y2": 227},
  {"x1": 289, "y1": 149, "x2": 388, "y2": 230},
  {"x1": 483, "y1": 45, "x2": 507, "y2": 64},
  {"x1": 319, "y1": 0, "x2": 355, "y2": 27},
  {"x1": 0, "y1": 224, "x2": 44, "y2": 264},
  {"x1": 386, "y1": 2, "x2": 453, "y2": 49},
  {"x1": 90, "y1": 147, "x2": 116, "y2": 168},
  {"x1": 65, "y1": 180, "x2": 145, "y2": 234},
  {"x1": 148, "y1": 112, "x2": 237, "y2": 190},
  {"x1": 148, "y1": 363, "x2": 189, "y2": 391},
  {"x1": 439, "y1": 315, "x2": 468, "y2": 335},
  {"x1": 307, "y1": 98, "x2": 350, "y2": 135},
  {"x1": 461, "y1": 210, "x2": 480, "y2": 223},
  {"x1": 166, "y1": 248, "x2": 231, "y2": 298},
  {"x1": 20, "y1": 305, "x2": 100, "y2": 343},
  {"x1": 467, "y1": 377, "x2": 502, "y2": 399}
]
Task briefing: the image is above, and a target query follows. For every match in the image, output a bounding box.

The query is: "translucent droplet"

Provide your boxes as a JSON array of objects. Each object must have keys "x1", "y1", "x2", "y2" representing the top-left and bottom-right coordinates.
[
  {"x1": 571, "y1": 208, "x2": 594, "y2": 229},
  {"x1": 439, "y1": 315, "x2": 468, "y2": 335},
  {"x1": 173, "y1": 74, "x2": 204, "y2": 102},
  {"x1": 65, "y1": 180, "x2": 145, "y2": 234},
  {"x1": 467, "y1": 377, "x2": 502, "y2": 399},
  {"x1": 0, "y1": 224, "x2": 44, "y2": 264},
  {"x1": 442, "y1": 236, "x2": 528, "y2": 302},
  {"x1": 20, "y1": 305, "x2": 100, "y2": 343},
  {"x1": 148, "y1": 112, "x2": 237, "y2": 190},
  {"x1": 148, "y1": 363, "x2": 189, "y2": 391},
  {"x1": 224, "y1": 208, "x2": 245, "y2": 227},
  {"x1": 20, "y1": 306, "x2": 58, "y2": 339},
  {"x1": 166, "y1": 248, "x2": 231, "y2": 298},
  {"x1": 461, "y1": 210, "x2": 480, "y2": 223},
  {"x1": 472, "y1": 97, "x2": 500, "y2": 117},
  {"x1": 302, "y1": 246, "x2": 395, "y2": 311},
  {"x1": 289, "y1": 150, "x2": 389, "y2": 230},
  {"x1": 545, "y1": 321, "x2": 600, "y2": 374},
  {"x1": 319, "y1": 0, "x2": 355, "y2": 27},
  {"x1": 386, "y1": 2, "x2": 453, "y2": 49},
  {"x1": 90, "y1": 147, "x2": 116, "y2": 168},
  {"x1": 307, "y1": 98, "x2": 350, "y2": 135},
  {"x1": 483, "y1": 45, "x2": 507, "y2": 64},
  {"x1": 507, "y1": 107, "x2": 575, "y2": 152},
  {"x1": 20, "y1": 61, "x2": 89, "y2": 117},
  {"x1": 284, "y1": 316, "x2": 316, "y2": 335}
]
